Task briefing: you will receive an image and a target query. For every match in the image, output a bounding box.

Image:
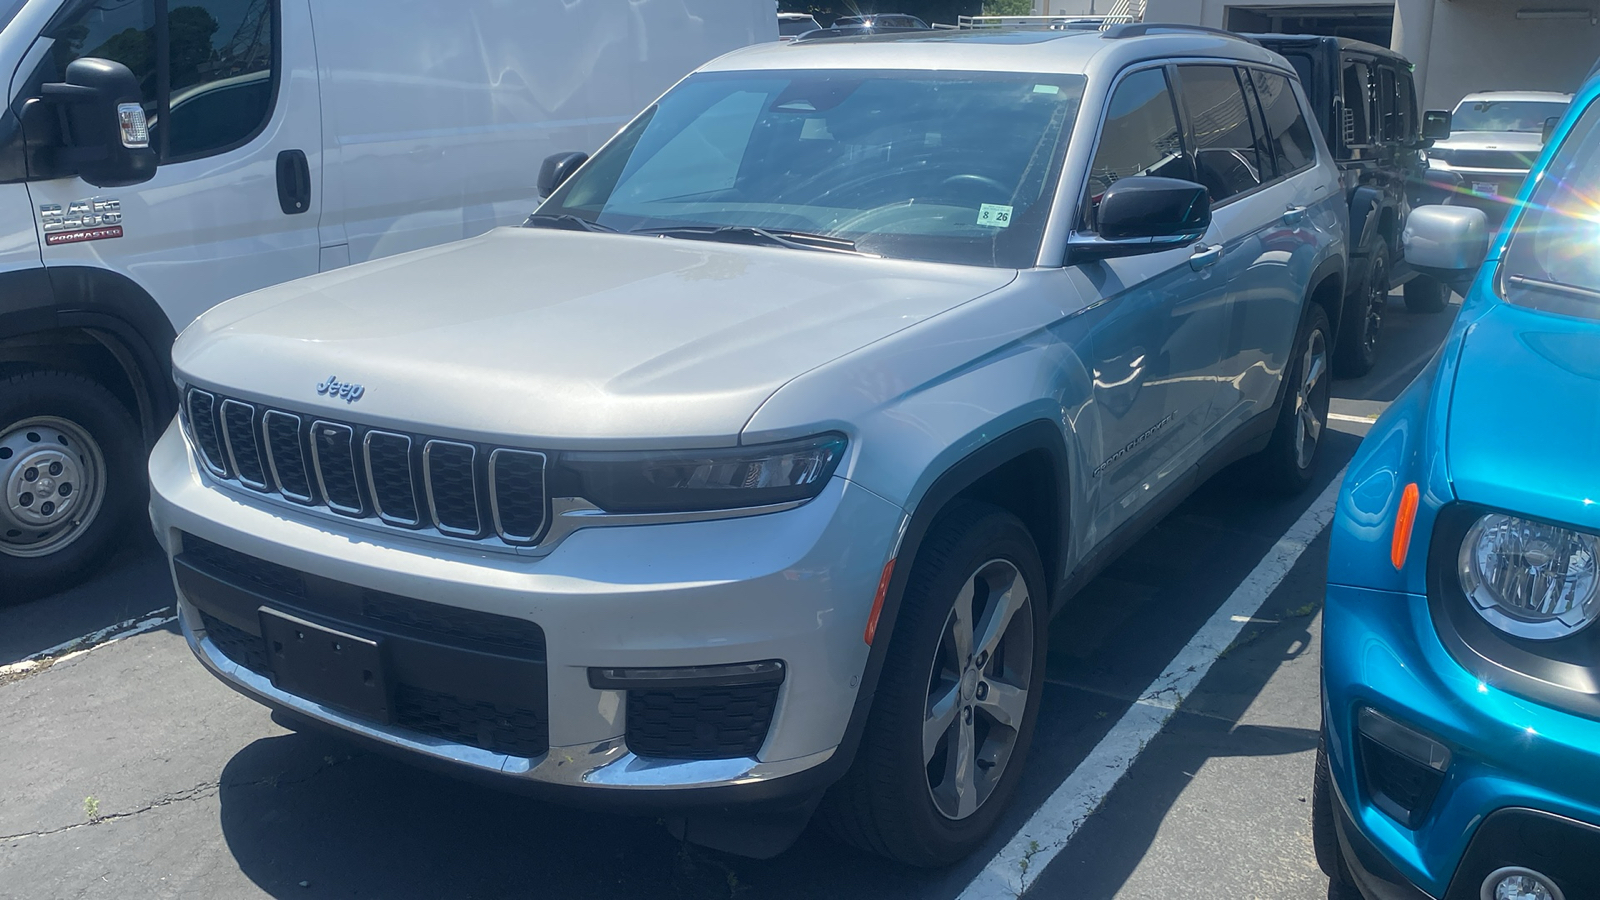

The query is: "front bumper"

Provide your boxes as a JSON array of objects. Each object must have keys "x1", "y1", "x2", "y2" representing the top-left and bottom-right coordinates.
[
  {"x1": 1323, "y1": 582, "x2": 1600, "y2": 898},
  {"x1": 149, "y1": 419, "x2": 904, "y2": 804},
  {"x1": 1424, "y1": 163, "x2": 1528, "y2": 214}
]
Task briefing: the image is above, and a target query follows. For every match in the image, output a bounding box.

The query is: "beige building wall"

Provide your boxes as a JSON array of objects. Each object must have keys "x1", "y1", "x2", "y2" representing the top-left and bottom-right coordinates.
[{"x1": 1142, "y1": 0, "x2": 1597, "y2": 111}]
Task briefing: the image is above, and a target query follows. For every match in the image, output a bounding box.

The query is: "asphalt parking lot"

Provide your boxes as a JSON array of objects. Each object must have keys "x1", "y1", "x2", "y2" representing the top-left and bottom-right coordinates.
[{"x1": 0, "y1": 291, "x2": 1459, "y2": 900}]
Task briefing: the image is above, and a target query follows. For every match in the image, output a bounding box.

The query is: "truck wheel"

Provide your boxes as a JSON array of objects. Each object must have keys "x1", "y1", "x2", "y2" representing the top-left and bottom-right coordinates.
[
  {"x1": 823, "y1": 501, "x2": 1047, "y2": 866},
  {"x1": 0, "y1": 371, "x2": 143, "y2": 603},
  {"x1": 1402, "y1": 274, "x2": 1449, "y2": 314},
  {"x1": 1334, "y1": 246, "x2": 1388, "y2": 378},
  {"x1": 1313, "y1": 739, "x2": 1356, "y2": 892},
  {"x1": 1259, "y1": 303, "x2": 1331, "y2": 496}
]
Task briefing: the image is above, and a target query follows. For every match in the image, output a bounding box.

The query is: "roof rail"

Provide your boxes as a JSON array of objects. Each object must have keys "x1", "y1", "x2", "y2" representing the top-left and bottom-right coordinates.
[{"x1": 1100, "y1": 23, "x2": 1258, "y2": 44}]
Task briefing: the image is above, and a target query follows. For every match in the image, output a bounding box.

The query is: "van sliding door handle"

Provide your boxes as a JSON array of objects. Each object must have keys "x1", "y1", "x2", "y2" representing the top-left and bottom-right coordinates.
[
  {"x1": 1189, "y1": 244, "x2": 1223, "y2": 271},
  {"x1": 1283, "y1": 206, "x2": 1308, "y2": 225},
  {"x1": 276, "y1": 149, "x2": 311, "y2": 216}
]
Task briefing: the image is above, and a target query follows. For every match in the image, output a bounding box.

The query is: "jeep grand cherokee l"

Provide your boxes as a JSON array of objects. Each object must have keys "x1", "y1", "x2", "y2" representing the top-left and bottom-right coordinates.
[{"x1": 151, "y1": 25, "x2": 1347, "y2": 864}]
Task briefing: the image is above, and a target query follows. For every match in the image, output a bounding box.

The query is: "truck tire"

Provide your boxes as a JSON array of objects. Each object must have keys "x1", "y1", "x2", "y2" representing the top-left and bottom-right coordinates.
[
  {"x1": 1258, "y1": 303, "x2": 1332, "y2": 496},
  {"x1": 0, "y1": 370, "x2": 143, "y2": 603},
  {"x1": 1334, "y1": 246, "x2": 1388, "y2": 378},
  {"x1": 1402, "y1": 274, "x2": 1449, "y2": 314},
  {"x1": 822, "y1": 501, "x2": 1047, "y2": 866}
]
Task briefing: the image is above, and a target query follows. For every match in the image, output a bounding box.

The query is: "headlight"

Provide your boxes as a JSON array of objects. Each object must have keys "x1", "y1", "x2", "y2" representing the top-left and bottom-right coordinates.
[
  {"x1": 1458, "y1": 513, "x2": 1600, "y2": 640},
  {"x1": 559, "y1": 434, "x2": 846, "y2": 513}
]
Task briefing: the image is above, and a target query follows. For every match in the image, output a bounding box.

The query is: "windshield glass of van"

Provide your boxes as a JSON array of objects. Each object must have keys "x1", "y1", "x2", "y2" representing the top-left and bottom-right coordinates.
[
  {"x1": 0, "y1": 0, "x2": 23, "y2": 31},
  {"x1": 539, "y1": 70, "x2": 1087, "y2": 268},
  {"x1": 1500, "y1": 98, "x2": 1600, "y2": 313},
  {"x1": 1452, "y1": 99, "x2": 1569, "y2": 133}
]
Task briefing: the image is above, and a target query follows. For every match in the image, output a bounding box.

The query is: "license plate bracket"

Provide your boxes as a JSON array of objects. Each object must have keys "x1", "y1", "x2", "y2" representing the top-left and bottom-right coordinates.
[{"x1": 260, "y1": 608, "x2": 392, "y2": 722}]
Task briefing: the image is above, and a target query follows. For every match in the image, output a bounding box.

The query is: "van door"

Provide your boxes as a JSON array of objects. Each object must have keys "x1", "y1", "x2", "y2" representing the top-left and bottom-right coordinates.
[
  {"x1": 18, "y1": 0, "x2": 320, "y2": 333},
  {"x1": 1077, "y1": 66, "x2": 1228, "y2": 540}
]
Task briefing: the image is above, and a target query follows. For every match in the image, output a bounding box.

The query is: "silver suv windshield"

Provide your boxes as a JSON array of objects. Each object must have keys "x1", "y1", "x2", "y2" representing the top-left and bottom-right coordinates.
[
  {"x1": 539, "y1": 69, "x2": 1087, "y2": 268},
  {"x1": 1500, "y1": 97, "x2": 1600, "y2": 312},
  {"x1": 1452, "y1": 98, "x2": 1569, "y2": 133}
]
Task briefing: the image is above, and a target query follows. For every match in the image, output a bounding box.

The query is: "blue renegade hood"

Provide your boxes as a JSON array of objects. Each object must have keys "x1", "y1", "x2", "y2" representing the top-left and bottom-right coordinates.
[{"x1": 1446, "y1": 300, "x2": 1600, "y2": 533}]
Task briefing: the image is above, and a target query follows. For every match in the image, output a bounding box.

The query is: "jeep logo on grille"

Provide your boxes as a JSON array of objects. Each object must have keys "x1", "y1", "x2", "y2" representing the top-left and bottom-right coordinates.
[{"x1": 316, "y1": 375, "x2": 365, "y2": 403}]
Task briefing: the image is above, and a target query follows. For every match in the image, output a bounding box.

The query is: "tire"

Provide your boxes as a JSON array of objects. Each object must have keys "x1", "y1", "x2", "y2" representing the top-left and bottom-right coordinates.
[
  {"x1": 1402, "y1": 273, "x2": 1449, "y2": 314},
  {"x1": 0, "y1": 370, "x2": 143, "y2": 603},
  {"x1": 1258, "y1": 303, "x2": 1332, "y2": 496},
  {"x1": 1313, "y1": 739, "x2": 1357, "y2": 892},
  {"x1": 822, "y1": 501, "x2": 1048, "y2": 866},
  {"x1": 1334, "y1": 245, "x2": 1388, "y2": 378}
]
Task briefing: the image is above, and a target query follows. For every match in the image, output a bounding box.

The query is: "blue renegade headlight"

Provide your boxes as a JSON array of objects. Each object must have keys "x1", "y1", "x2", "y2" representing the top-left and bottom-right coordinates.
[{"x1": 1459, "y1": 513, "x2": 1600, "y2": 641}]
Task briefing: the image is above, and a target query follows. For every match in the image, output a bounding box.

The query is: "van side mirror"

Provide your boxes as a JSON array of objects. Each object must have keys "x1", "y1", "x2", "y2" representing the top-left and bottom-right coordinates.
[
  {"x1": 1403, "y1": 205, "x2": 1488, "y2": 291},
  {"x1": 1541, "y1": 116, "x2": 1561, "y2": 145},
  {"x1": 40, "y1": 58, "x2": 156, "y2": 188},
  {"x1": 538, "y1": 151, "x2": 588, "y2": 198},
  {"x1": 1068, "y1": 177, "x2": 1211, "y2": 263},
  {"x1": 1421, "y1": 109, "x2": 1452, "y2": 143}
]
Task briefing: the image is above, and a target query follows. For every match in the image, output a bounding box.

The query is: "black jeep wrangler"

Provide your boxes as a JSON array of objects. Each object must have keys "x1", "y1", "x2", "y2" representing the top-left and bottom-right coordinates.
[{"x1": 1254, "y1": 34, "x2": 1455, "y2": 376}]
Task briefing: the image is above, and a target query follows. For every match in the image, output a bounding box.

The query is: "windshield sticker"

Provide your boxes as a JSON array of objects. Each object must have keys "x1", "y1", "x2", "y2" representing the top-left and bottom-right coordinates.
[
  {"x1": 1033, "y1": 84, "x2": 1061, "y2": 94},
  {"x1": 976, "y1": 204, "x2": 1013, "y2": 228}
]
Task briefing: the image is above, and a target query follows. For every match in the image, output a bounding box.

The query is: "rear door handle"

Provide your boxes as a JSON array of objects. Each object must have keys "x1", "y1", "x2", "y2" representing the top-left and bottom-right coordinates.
[
  {"x1": 1189, "y1": 244, "x2": 1223, "y2": 271},
  {"x1": 1283, "y1": 206, "x2": 1308, "y2": 225},
  {"x1": 276, "y1": 149, "x2": 311, "y2": 216}
]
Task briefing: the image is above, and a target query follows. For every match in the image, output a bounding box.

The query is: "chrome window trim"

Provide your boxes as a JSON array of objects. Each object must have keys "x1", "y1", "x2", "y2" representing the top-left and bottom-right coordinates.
[
  {"x1": 261, "y1": 410, "x2": 314, "y2": 504},
  {"x1": 363, "y1": 430, "x2": 421, "y2": 527},
  {"x1": 308, "y1": 420, "x2": 364, "y2": 516},
  {"x1": 422, "y1": 439, "x2": 481, "y2": 537},
  {"x1": 184, "y1": 389, "x2": 230, "y2": 478},
  {"x1": 487, "y1": 448, "x2": 549, "y2": 545},
  {"x1": 218, "y1": 399, "x2": 269, "y2": 491}
]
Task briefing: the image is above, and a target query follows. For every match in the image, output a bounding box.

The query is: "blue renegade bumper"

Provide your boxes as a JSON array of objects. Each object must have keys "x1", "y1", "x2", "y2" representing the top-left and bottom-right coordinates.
[{"x1": 1323, "y1": 583, "x2": 1600, "y2": 899}]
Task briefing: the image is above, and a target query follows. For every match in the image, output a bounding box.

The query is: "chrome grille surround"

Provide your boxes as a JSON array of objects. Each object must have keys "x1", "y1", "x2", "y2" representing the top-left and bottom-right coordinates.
[{"x1": 182, "y1": 388, "x2": 548, "y2": 550}]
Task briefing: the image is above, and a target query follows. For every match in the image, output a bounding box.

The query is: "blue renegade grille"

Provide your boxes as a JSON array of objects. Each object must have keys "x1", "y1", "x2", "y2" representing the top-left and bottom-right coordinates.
[{"x1": 183, "y1": 388, "x2": 549, "y2": 546}]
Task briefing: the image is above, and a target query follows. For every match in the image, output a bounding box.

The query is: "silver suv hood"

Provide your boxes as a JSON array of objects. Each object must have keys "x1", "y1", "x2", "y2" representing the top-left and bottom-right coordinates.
[{"x1": 173, "y1": 228, "x2": 1016, "y2": 447}]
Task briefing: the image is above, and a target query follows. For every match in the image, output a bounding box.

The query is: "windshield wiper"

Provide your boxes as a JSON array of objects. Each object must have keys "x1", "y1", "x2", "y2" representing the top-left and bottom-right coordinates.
[
  {"x1": 1507, "y1": 274, "x2": 1600, "y2": 303},
  {"x1": 523, "y1": 213, "x2": 618, "y2": 234},
  {"x1": 644, "y1": 225, "x2": 874, "y2": 256}
]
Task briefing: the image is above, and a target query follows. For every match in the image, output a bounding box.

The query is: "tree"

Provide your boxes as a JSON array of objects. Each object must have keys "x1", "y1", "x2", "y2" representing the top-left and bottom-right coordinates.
[
  {"x1": 777, "y1": 0, "x2": 983, "y2": 26},
  {"x1": 982, "y1": 0, "x2": 1033, "y2": 14}
]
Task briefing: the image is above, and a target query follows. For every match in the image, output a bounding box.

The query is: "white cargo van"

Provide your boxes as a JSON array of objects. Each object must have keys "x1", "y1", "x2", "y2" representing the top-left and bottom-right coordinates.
[{"x1": 0, "y1": 0, "x2": 770, "y2": 600}]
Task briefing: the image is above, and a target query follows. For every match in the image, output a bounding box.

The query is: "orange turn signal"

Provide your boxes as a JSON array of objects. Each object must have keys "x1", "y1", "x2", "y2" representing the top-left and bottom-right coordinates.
[
  {"x1": 1391, "y1": 482, "x2": 1420, "y2": 570},
  {"x1": 864, "y1": 558, "x2": 895, "y2": 645}
]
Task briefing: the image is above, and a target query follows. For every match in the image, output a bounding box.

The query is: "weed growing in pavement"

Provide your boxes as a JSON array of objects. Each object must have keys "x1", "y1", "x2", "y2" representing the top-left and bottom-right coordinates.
[
  {"x1": 82, "y1": 796, "x2": 99, "y2": 821},
  {"x1": 1017, "y1": 839, "x2": 1042, "y2": 878},
  {"x1": 1287, "y1": 602, "x2": 1318, "y2": 617}
]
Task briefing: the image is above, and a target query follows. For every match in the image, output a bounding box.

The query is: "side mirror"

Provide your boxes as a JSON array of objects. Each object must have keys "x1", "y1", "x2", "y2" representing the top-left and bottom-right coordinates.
[
  {"x1": 538, "y1": 151, "x2": 588, "y2": 198},
  {"x1": 1403, "y1": 205, "x2": 1488, "y2": 290},
  {"x1": 1541, "y1": 115, "x2": 1561, "y2": 145},
  {"x1": 1421, "y1": 109, "x2": 1452, "y2": 143},
  {"x1": 1068, "y1": 177, "x2": 1211, "y2": 263},
  {"x1": 40, "y1": 58, "x2": 156, "y2": 188}
]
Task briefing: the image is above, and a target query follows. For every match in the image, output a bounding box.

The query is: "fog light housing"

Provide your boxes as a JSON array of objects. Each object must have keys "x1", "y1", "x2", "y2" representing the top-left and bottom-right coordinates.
[
  {"x1": 1358, "y1": 707, "x2": 1451, "y2": 828},
  {"x1": 1483, "y1": 866, "x2": 1564, "y2": 900}
]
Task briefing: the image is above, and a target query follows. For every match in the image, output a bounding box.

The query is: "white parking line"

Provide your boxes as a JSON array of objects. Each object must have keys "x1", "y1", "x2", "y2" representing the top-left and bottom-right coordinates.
[
  {"x1": 958, "y1": 470, "x2": 1346, "y2": 900},
  {"x1": 1328, "y1": 412, "x2": 1378, "y2": 424},
  {"x1": 0, "y1": 607, "x2": 177, "y2": 678}
]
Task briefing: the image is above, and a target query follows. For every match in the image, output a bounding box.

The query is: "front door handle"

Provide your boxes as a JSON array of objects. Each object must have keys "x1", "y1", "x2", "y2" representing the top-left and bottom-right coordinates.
[
  {"x1": 276, "y1": 149, "x2": 311, "y2": 216},
  {"x1": 1189, "y1": 244, "x2": 1223, "y2": 271},
  {"x1": 1283, "y1": 206, "x2": 1308, "y2": 226}
]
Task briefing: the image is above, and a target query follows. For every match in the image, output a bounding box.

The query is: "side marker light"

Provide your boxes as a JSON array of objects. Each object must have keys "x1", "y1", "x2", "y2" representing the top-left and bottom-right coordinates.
[
  {"x1": 1392, "y1": 483, "x2": 1420, "y2": 569},
  {"x1": 864, "y1": 558, "x2": 895, "y2": 645}
]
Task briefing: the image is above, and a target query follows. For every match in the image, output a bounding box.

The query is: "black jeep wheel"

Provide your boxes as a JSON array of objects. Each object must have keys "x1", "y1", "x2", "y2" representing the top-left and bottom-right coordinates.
[
  {"x1": 822, "y1": 501, "x2": 1048, "y2": 866},
  {"x1": 1403, "y1": 273, "x2": 1450, "y2": 314},
  {"x1": 1313, "y1": 738, "x2": 1358, "y2": 893},
  {"x1": 1334, "y1": 246, "x2": 1388, "y2": 378}
]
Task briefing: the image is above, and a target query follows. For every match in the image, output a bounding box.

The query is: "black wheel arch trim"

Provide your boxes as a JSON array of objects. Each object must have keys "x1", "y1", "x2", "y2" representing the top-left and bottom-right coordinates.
[
  {"x1": 1306, "y1": 253, "x2": 1347, "y2": 349},
  {"x1": 0, "y1": 265, "x2": 178, "y2": 446},
  {"x1": 826, "y1": 419, "x2": 1072, "y2": 787},
  {"x1": 1349, "y1": 184, "x2": 1393, "y2": 258}
]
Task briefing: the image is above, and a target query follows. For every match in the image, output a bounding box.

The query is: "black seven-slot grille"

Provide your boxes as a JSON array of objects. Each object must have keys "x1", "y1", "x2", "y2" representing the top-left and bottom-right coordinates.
[{"x1": 184, "y1": 388, "x2": 548, "y2": 546}]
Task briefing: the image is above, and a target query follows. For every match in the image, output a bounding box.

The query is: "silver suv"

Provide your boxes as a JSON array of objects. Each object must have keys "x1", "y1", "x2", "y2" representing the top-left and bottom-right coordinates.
[{"x1": 151, "y1": 25, "x2": 1347, "y2": 864}]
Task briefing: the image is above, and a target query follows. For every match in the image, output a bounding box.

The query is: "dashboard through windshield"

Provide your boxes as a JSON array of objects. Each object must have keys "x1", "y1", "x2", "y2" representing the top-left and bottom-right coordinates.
[{"x1": 538, "y1": 69, "x2": 1088, "y2": 268}]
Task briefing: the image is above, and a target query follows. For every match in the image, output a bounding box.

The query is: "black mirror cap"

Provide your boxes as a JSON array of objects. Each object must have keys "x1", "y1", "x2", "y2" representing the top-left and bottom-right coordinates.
[
  {"x1": 1421, "y1": 109, "x2": 1452, "y2": 143},
  {"x1": 1097, "y1": 176, "x2": 1212, "y2": 240},
  {"x1": 538, "y1": 151, "x2": 589, "y2": 199},
  {"x1": 43, "y1": 58, "x2": 157, "y2": 188},
  {"x1": 1541, "y1": 115, "x2": 1561, "y2": 145}
]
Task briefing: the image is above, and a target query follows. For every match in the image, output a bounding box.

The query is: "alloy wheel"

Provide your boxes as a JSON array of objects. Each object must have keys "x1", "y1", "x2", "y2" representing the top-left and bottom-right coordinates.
[
  {"x1": 923, "y1": 557, "x2": 1035, "y2": 820},
  {"x1": 1363, "y1": 259, "x2": 1387, "y2": 357},
  {"x1": 0, "y1": 416, "x2": 108, "y2": 558},
  {"x1": 1294, "y1": 328, "x2": 1329, "y2": 471}
]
